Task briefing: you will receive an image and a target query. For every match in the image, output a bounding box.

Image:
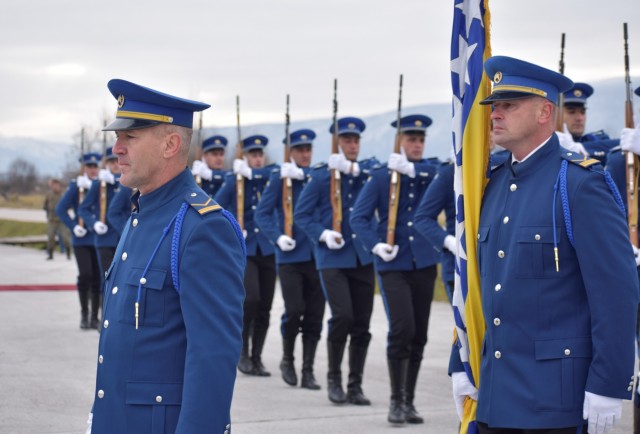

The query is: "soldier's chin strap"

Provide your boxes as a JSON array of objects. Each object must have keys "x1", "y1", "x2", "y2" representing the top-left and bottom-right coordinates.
[
  {"x1": 552, "y1": 160, "x2": 626, "y2": 273},
  {"x1": 134, "y1": 203, "x2": 189, "y2": 329}
]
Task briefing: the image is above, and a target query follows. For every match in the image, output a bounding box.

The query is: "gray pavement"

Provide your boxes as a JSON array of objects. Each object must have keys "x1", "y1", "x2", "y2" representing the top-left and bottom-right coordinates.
[
  {"x1": 0, "y1": 208, "x2": 46, "y2": 223},
  {"x1": 0, "y1": 244, "x2": 634, "y2": 433}
]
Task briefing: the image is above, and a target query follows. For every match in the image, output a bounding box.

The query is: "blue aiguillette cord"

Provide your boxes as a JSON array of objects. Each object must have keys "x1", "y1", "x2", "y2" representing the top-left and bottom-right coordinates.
[{"x1": 134, "y1": 203, "x2": 188, "y2": 329}]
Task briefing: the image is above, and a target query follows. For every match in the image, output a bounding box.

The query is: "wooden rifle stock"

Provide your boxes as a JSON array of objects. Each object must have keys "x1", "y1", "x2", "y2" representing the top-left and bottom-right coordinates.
[
  {"x1": 78, "y1": 127, "x2": 86, "y2": 227},
  {"x1": 386, "y1": 75, "x2": 404, "y2": 246},
  {"x1": 623, "y1": 23, "x2": 638, "y2": 246},
  {"x1": 330, "y1": 79, "x2": 342, "y2": 239},
  {"x1": 195, "y1": 111, "x2": 204, "y2": 186},
  {"x1": 235, "y1": 95, "x2": 245, "y2": 230},
  {"x1": 555, "y1": 33, "x2": 566, "y2": 132},
  {"x1": 100, "y1": 119, "x2": 108, "y2": 223},
  {"x1": 282, "y1": 94, "x2": 294, "y2": 237}
]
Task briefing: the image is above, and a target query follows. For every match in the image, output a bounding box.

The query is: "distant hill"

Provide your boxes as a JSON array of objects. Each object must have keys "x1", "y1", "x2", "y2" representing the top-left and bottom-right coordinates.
[{"x1": 2, "y1": 76, "x2": 637, "y2": 176}]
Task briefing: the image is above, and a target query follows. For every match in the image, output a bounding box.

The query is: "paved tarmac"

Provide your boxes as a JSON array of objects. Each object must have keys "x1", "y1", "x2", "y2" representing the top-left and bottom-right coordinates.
[
  {"x1": 0, "y1": 243, "x2": 634, "y2": 434},
  {"x1": 0, "y1": 208, "x2": 46, "y2": 223}
]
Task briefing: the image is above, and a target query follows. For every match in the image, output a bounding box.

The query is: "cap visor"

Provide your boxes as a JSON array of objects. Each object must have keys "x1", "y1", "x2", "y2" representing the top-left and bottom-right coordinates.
[
  {"x1": 479, "y1": 91, "x2": 536, "y2": 105},
  {"x1": 102, "y1": 118, "x2": 161, "y2": 131}
]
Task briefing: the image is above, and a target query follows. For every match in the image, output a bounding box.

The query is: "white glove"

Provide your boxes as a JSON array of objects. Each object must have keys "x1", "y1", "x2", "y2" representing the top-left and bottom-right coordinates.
[
  {"x1": 633, "y1": 245, "x2": 640, "y2": 267},
  {"x1": 328, "y1": 151, "x2": 353, "y2": 175},
  {"x1": 76, "y1": 174, "x2": 92, "y2": 190},
  {"x1": 85, "y1": 412, "x2": 92, "y2": 434},
  {"x1": 73, "y1": 225, "x2": 87, "y2": 238},
  {"x1": 93, "y1": 221, "x2": 108, "y2": 235},
  {"x1": 620, "y1": 127, "x2": 640, "y2": 156},
  {"x1": 233, "y1": 158, "x2": 253, "y2": 180},
  {"x1": 242, "y1": 229, "x2": 247, "y2": 239},
  {"x1": 452, "y1": 371, "x2": 478, "y2": 422},
  {"x1": 372, "y1": 242, "x2": 399, "y2": 262},
  {"x1": 280, "y1": 161, "x2": 304, "y2": 180},
  {"x1": 443, "y1": 235, "x2": 457, "y2": 253},
  {"x1": 191, "y1": 160, "x2": 213, "y2": 181},
  {"x1": 388, "y1": 148, "x2": 416, "y2": 178},
  {"x1": 98, "y1": 169, "x2": 115, "y2": 185},
  {"x1": 277, "y1": 234, "x2": 297, "y2": 251},
  {"x1": 319, "y1": 229, "x2": 345, "y2": 250},
  {"x1": 557, "y1": 124, "x2": 589, "y2": 156},
  {"x1": 582, "y1": 391, "x2": 622, "y2": 434}
]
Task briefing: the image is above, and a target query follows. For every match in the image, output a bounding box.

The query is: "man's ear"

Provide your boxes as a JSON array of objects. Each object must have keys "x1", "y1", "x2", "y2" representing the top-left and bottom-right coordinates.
[
  {"x1": 163, "y1": 132, "x2": 182, "y2": 159},
  {"x1": 539, "y1": 100, "x2": 554, "y2": 125}
]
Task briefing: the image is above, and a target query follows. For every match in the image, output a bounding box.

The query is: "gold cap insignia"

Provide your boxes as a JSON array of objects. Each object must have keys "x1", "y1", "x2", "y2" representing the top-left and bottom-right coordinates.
[
  {"x1": 117, "y1": 94, "x2": 125, "y2": 108},
  {"x1": 493, "y1": 71, "x2": 502, "y2": 84},
  {"x1": 573, "y1": 89, "x2": 583, "y2": 97},
  {"x1": 301, "y1": 134, "x2": 307, "y2": 140},
  {"x1": 415, "y1": 120, "x2": 423, "y2": 127},
  {"x1": 254, "y1": 139, "x2": 261, "y2": 144},
  {"x1": 214, "y1": 139, "x2": 221, "y2": 144},
  {"x1": 348, "y1": 122, "x2": 356, "y2": 129}
]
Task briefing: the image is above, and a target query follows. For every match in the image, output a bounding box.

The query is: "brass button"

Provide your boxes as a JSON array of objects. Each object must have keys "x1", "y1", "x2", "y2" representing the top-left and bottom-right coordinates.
[
  {"x1": 535, "y1": 234, "x2": 541, "y2": 241},
  {"x1": 139, "y1": 277, "x2": 147, "y2": 285},
  {"x1": 493, "y1": 318, "x2": 501, "y2": 326},
  {"x1": 564, "y1": 349, "x2": 571, "y2": 356},
  {"x1": 121, "y1": 252, "x2": 127, "y2": 261},
  {"x1": 510, "y1": 184, "x2": 517, "y2": 192},
  {"x1": 97, "y1": 390, "x2": 104, "y2": 398},
  {"x1": 494, "y1": 351, "x2": 501, "y2": 359},
  {"x1": 103, "y1": 320, "x2": 109, "y2": 329},
  {"x1": 503, "y1": 216, "x2": 509, "y2": 224},
  {"x1": 112, "y1": 286, "x2": 118, "y2": 295},
  {"x1": 132, "y1": 219, "x2": 138, "y2": 227},
  {"x1": 98, "y1": 355, "x2": 103, "y2": 364},
  {"x1": 495, "y1": 284, "x2": 502, "y2": 291},
  {"x1": 156, "y1": 395, "x2": 163, "y2": 403},
  {"x1": 498, "y1": 250, "x2": 505, "y2": 258}
]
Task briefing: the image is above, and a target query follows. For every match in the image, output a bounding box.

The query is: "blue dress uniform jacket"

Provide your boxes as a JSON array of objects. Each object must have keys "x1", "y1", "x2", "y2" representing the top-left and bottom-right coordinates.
[
  {"x1": 55, "y1": 180, "x2": 96, "y2": 247},
  {"x1": 91, "y1": 169, "x2": 245, "y2": 434},
  {"x1": 579, "y1": 130, "x2": 619, "y2": 166},
  {"x1": 254, "y1": 167, "x2": 314, "y2": 265},
  {"x1": 350, "y1": 160, "x2": 439, "y2": 272},
  {"x1": 294, "y1": 158, "x2": 379, "y2": 270},
  {"x1": 107, "y1": 185, "x2": 134, "y2": 238},
  {"x1": 414, "y1": 162, "x2": 456, "y2": 282},
  {"x1": 214, "y1": 166, "x2": 277, "y2": 257},
  {"x1": 471, "y1": 137, "x2": 638, "y2": 429},
  {"x1": 78, "y1": 179, "x2": 122, "y2": 248},
  {"x1": 202, "y1": 169, "x2": 228, "y2": 198}
]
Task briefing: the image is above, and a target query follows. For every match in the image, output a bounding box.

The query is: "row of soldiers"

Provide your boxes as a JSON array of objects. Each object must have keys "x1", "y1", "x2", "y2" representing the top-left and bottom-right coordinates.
[{"x1": 57, "y1": 79, "x2": 636, "y2": 427}]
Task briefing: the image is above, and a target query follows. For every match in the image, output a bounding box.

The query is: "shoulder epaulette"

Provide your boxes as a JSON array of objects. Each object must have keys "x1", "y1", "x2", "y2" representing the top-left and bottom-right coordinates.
[
  {"x1": 184, "y1": 190, "x2": 222, "y2": 215},
  {"x1": 313, "y1": 162, "x2": 327, "y2": 169},
  {"x1": 272, "y1": 167, "x2": 281, "y2": 173},
  {"x1": 560, "y1": 151, "x2": 601, "y2": 169},
  {"x1": 583, "y1": 129, "x2": 611, "y2": 141}
]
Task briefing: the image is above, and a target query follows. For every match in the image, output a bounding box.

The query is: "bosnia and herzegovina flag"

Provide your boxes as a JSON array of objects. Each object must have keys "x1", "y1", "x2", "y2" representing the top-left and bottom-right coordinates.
[{"x1": 450, "y1": 0, "x2": 492, "y2": 433}]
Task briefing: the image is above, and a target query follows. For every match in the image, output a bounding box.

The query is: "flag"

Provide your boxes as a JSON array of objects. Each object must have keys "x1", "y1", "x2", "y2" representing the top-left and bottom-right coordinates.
[{"x1": 450, "y1": 0, "x2": 491, "y2": 433}]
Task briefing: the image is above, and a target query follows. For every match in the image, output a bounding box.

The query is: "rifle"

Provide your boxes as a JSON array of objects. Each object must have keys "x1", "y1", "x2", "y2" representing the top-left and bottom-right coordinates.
[
  {"x1": 330, "y1": 79, "x2": 342, "y2": 239},
  {"x1": 78, "y1": 127, "x2": 86, "y2": 227},
  {"x1": 282, "y1": 94, "x2": 294, "y2": 237},
  {"x1": 555, "y1": 33, "x2": 566, "y2": 132},
  {"x1": 235, "y1": 95, "x2": 245, "y2": 230},
  {"x1": 386, "y1": 74, "x2": 404, "y2": 246},
  {"x1": 99, "y1": 118, "x2": 108, "y2": 223},
  {"x1": 624, "y1": 23, "x2": 638, "y2": 247},
  {"x1": 194, "y1": 111, "x2": 204, "y2": 186}
]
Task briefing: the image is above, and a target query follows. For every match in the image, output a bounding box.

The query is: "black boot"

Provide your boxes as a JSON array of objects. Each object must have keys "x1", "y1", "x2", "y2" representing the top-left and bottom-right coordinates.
[
  {"x1": 237, "y1": 326, "x2": 253, "y2": 374},
  {"x1": 78, "y1": 288, "x2": 90, "y2": 329},
  {"x1": 46, "y1": 250, "x2": 53, "y2": 260},
  {"x1": 280, "y1": 338, "x2": 297, "y2": 386},
  {"x1": 347, "y1": 345, "x2": 371, "y2": 405},
  {"x1": 327, "y1": 341, "x2": 347, "y2": 403},
  {"x1": 301, "y1": 337, "x2": 321, "y2": 390},
  {"x1": 251, "y1": 327, "x2": 271, "y2": 377},
  {"x1": 387, "y1": 358, "x2": 408, "y2": 424},
  {"x1": 404, "y1": 359, "x2": 424, "y2": 424},
  {"x1": 89, "y1": 290, "x2": 100, "y2": 329}
]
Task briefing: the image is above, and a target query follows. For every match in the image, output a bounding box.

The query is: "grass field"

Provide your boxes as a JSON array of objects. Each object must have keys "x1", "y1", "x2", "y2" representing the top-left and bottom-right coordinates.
[{"x1": 0, "y1": 193, "x2": 46, "y2": 209}]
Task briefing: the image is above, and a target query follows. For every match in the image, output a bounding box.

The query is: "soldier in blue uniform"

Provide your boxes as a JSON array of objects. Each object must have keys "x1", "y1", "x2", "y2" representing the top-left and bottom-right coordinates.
[
  {"x1": 254, "y1": 129, "x2": 325, "y2": 390},
  {"x1": 85, "y1": 79, "x2": 245, "y2": 434},
  {"x1": 295, "y1": 117, "x2": 379, "y2": 406},
  {"x1": 191, "y1": 135, "x2": 229, "y2": 197},
  {"x1": 215, "y1": 135, "x2": 278, "y2": 377},
  {"x1": 56, "y1": 152, "x2": 102, "y2": 329},
  {"x1": 350, "y1": 114, "x2": 438, "y2": 424},
  {"x1": 557, "y1": 82, "x2": 619, "y2": 165},
  {"x1": 450, "y1": 56, "x2": 638, "y2": 434}
]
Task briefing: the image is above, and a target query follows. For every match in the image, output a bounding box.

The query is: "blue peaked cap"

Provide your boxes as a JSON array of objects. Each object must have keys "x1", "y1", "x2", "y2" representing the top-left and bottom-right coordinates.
[
  {"x1": 103, "y1": 79, "x2": 210, "y2": 131},
  {"x1": 202, "y1": 135, "x2": 228, "y2": 152},
  {"x1": 480, "y1": 56, "x2": 574, "y2": 105},
  {"x1": 635, "y1": 86, "x2": 640, "y2": 97},
  {"x1": 391, "y1": 114, "x2": 432, "y2": 133},
  {"x1": 284, "y1": 129, "x2": 316, "y2": 148},
  {"x1": 80, "y1": 152, "x2": 102, "y2": 165},
  {"x1": 329, "y1": 117, "x2": 366, "y2": 136},
  {"x1": 242, "y1": 135, "x2": 268, "y2": 152},
  {"x1": 105, "y1": 146, "x2": 117, "y2": 161},
  {"x1": 563, "y1": 82, "x2": 594, "y2": 106}
]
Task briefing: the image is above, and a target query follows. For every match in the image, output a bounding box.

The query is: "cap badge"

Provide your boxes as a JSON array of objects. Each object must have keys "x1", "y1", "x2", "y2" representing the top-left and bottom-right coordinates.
[
  {"x1": 493, "y1": 71, "x2": 502, "y2": 84},
  {"x1": 254, "y1": 139, "x2": 261, "y2": 144},
  {"x1": 301, "y1": 134, "x2": 307, "y2": 140},
  {"x1": 573, "y1": 89, "x2": 583, "y2": 97},
  {"x1": 348, "y1": 122, "x2": 356, "y2": 129},
  {"x1": 117, "y1": 94, "x2": 125, "y2": 108},
  {"x1": 415, "y1": 120, "x2": 423, "y2": 126},
  {"x1": 214, "y1": 139, "x2": 221, "y2": 144}
]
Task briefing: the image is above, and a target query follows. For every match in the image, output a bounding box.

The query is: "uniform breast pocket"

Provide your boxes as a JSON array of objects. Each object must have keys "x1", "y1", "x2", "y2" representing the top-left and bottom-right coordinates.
[
  {"x1": 119, "y1": 267, "x2": 167, "y2": 327},
  {"x1": 477, "y1": 226, "x2": 490, "y2": 277},
  {"x1": 516, "y1": 226, "x2": 561, "y2": 278}
]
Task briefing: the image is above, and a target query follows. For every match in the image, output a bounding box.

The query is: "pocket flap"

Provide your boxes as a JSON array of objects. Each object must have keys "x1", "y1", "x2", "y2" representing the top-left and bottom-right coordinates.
[
  {"x1": 477, "y1": 226, "x2": 490, "y2": 242},
  {"x1": 516, "y1": 227, "x2": 561, "y2": 244},
  {"x1": 126, "y1": 267, "x2": 167, "y2": 290},
  {"x1": 535, "y1": 337, "x2": 592, "y2": 360},
  {"x1": 126, "y1": 381, "x2": 183, "y2": 405}
]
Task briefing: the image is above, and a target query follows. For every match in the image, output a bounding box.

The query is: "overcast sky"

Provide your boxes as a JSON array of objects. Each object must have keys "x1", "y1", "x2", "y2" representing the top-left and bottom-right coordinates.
[{"x1": 1, "y1": 0, "x2": 638, "y2": 144}]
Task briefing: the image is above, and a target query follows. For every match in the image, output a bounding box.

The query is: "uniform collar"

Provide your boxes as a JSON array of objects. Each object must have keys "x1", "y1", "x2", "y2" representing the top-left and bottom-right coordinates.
[
  {"x1": 131, "y1": 168, "x2": 192, "y2": 213},
  {"x1": 509, "y1": 135, "x2": 558, "y2": 177}
]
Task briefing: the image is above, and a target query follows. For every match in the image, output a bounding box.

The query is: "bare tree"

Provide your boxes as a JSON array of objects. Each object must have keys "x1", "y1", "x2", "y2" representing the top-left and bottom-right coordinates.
[{"x1": 5, "y1": 157, "x2": 40, "y2": 194}]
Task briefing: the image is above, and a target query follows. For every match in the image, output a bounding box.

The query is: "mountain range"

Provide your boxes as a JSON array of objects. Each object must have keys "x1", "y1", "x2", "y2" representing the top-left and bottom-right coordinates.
[{"x1": 1, "y1": 77, "x2": 637, "y2": 177}]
